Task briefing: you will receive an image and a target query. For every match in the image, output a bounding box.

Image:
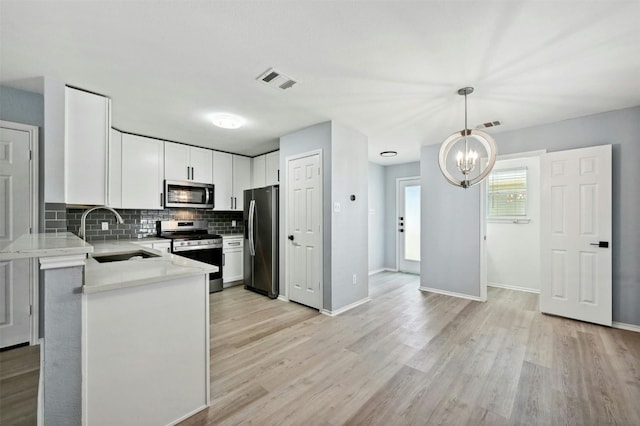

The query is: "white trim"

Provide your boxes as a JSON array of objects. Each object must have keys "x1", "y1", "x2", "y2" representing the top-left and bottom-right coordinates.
[
  {"x1": 321, "y1": 297, "x2": 370, "y2": 316},
  {"x1": 39, "y1": 254, "x2": 87, "y2": 270},
  {"x1": 277, "y1": 295, "x2": 289, "y2": 302},
  {"x1": 168, "y1": 405, "x2": 209, "y2": 426},
  {"x1": 368, "y1": 268, "x2": 398, "y2": 276},
  {"x1": 0, "y1": 120, "x2": 40, "y2": 345},
  {"x1": 37, "y1": 338, "x2": 44, "y2": 426},
  {"x1": 612, "y1": 322, "x2": 640, "y2": 333},
  {"x1": 488, "y1": 282, "x2": 540, "y2": 294},
  {"x1": 396, "y1": 176, "x2": 420, "y2": 273},
  {"x1": 495, "y1": 149, "x2": 547, "y2": 161},
  {"x1": 284, "y1": 149, "x2": 323, "y2": 310},
  {"x1": 419, "y1": 286, "x2": 485, "y2": 302}
]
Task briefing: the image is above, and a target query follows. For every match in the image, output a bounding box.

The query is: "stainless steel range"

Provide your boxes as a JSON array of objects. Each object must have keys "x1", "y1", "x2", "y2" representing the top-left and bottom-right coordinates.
[{"x1": 156, "y1": 220, "x2": 223, "y2": 293}]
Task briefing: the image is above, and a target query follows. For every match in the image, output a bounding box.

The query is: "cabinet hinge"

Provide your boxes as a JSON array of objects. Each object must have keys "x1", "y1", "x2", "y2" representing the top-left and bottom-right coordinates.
[
  {"x1": 29, "y1": 150, "x2": 33, "y2": 160},
  {"x1": 29, "y1": 305, "x2": 33, "y2": 316},
  {"x1": 29, "y1": 227, "x2": 33, "y2": 234}
]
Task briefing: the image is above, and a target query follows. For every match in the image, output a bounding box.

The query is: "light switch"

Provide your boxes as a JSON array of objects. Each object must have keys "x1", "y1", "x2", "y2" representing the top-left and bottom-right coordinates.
[{"x1": 232, "y1": 220, "x2": 237, "y2": 227}]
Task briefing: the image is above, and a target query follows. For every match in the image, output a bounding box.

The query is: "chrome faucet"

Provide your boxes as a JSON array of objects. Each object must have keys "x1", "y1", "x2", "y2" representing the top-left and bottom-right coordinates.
[{"x1": 79, "y1": 206, "x2": 125, "y2": 240}]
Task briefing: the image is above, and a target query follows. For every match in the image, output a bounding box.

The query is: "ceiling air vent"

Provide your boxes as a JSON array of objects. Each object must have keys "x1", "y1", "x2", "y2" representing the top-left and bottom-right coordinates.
[
  {"x1": 257, "y1": 68, "x2": 297, "y2": 90},
  {"x1": 476, "y1": 120, "x2": 502, "y2": 129}
]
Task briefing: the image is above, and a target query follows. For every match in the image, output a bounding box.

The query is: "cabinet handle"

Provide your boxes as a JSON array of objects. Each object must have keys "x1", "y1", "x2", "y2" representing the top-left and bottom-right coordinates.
[
  {"x1": 277, "y1": 169, "x2": 280, "y2": 182},
  {"x1": 160, "y1": 193, "x2": 163, "y2": 207},
  {"x1": 222, "y1": 253, "x2": 225, "y2": 266},
  {"x1": 234, "y1": 197, "x2": 237, "y2": 210},
  {"x1": 191, "y1": 166, "x2": 194, "y2": 180},
  {"x1": 230, "y1": 196, "x2": 233, "y2": 209},
  {"x1": 187, "y1": 166, "x2": 190, "y2": 180}
]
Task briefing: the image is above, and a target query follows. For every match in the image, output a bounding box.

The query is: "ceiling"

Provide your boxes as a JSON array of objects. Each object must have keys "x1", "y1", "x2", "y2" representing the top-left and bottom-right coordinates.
[{"x1": 1, "y1": 1, "x2": 639, "y2": 164}]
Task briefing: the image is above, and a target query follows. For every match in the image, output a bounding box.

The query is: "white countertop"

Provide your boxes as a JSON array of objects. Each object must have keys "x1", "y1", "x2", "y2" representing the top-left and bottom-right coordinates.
[
  {"x1": 0, "y1": 232, "x2": 93, "y2": 260},
  {"x1": 84, "y1": 241, "x2": 217, "y2": 294},
  {"x1": 223, "y1": 234, "x2": 243, "y2": 239}
]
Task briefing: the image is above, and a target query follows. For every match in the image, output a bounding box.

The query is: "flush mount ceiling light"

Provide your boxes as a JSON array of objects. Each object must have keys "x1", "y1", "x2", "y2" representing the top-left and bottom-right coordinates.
[
  {"x1": 438, "y1": 87, "x2": 497, "y2": 189},
  {"x1": 380, "y1": 151, "x2": 398, "y2": 157},
  {"x1": 210, "y1": 113, "x2": 245, "y2": 129}
]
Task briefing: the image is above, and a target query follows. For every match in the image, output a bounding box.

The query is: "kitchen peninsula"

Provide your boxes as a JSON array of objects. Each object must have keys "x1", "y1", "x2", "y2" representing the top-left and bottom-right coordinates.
[{"x1": 0, "y1": 232, "x2": 216, "y2": 426}]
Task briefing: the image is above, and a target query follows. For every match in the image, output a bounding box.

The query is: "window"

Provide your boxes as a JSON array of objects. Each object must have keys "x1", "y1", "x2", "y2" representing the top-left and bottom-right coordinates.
[{"x1": 487, "y1": 167, "x2": 528, "y2": 219}]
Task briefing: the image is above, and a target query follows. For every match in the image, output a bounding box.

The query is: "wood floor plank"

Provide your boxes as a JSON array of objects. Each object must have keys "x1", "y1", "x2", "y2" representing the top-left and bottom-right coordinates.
[{"x1": 2, "y1": 272, "x2": 639, "y2": 425}]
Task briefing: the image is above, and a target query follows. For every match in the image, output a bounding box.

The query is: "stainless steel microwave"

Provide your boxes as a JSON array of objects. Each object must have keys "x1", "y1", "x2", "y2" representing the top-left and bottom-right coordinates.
[{"x1": 164, "y1": 180, "x2": 214, "y2": 209}]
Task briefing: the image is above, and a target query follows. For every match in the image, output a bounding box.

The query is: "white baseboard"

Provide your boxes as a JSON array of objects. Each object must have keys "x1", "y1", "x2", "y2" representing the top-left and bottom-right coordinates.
[
  {"x1": 368, "y1": 268, "x2": 396, "y2": 276},
  {"x1": 612, "y1": 321, "x2": 640, "y2": 333},
  {"x1": 277, "y1": 295, "x2": 289, "y2": 303},
  {"x1": 488, "y1": 282, "x2": 540, "y2": 294},
  {"x1": 419, "y1": 286, "x2": 484, "y2": 302},
  {"x1": 321, "y1": 297, "x2": 371, "y2": 316}
]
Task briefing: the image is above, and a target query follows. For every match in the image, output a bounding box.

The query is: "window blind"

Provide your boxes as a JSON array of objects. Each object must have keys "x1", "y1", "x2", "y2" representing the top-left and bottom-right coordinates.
[{"x1": 487, "y1": 167, "x2": 527, "y2": 217}]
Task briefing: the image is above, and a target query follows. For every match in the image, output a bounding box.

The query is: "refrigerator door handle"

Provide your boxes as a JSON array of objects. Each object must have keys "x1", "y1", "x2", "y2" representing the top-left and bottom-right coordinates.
[{"x1": 248, "y1": 199, "x2": 256, "y2": 256}]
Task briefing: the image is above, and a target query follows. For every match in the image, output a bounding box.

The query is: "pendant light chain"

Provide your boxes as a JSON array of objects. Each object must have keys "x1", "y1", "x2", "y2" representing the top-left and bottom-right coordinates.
[{"x1": 464, "y1": 91, "x2": 468, "y2": 155}]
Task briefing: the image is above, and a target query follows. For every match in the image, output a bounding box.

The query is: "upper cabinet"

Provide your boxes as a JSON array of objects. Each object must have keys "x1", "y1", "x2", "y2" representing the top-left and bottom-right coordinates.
[
  {"x1": 164, "y1": 142, "x2": 213, "y2": 184},
  {"x1": 65, "y1": 86, "x2": 111, "y2": 205},
  {"x1": 213, "y1": 151, "x2": 233, "y2": 210},
  {"x1": 251, "y1": 154, "x2": 266, "y2": 188},
  {"x1": 213, "y1": 152, "x2": 251, "y2": 211},
  {"x1": 122, "y1": 134, "x2": 164, "y2": 210},
  {"x1": 265, "y1": 151, "x2": 280, "y2": 186},
  {"x1": 108, "y1": 128, "x2": 122, "y2": 208},
  {"x1": 251, "y1": 151, "x2": 279, "y2": 188},
  {"x1": 232, "y1": 155, "x2": 251, "y2": 211}
]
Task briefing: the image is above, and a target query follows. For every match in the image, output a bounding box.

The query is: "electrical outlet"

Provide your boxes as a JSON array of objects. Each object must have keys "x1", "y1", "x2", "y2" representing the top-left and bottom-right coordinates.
[
  {"x1": 101, "y1": 222, "x2": 109, "y2": 231},
  {"x1": 352, "y1": 273, "x2": 357, "y2": 285},
  {"x1": 334, "y1": 202, "x2": 341, "y2": 213},
  {"x1": 232, "y1": 220, "x2": 237, "y2": 227}
]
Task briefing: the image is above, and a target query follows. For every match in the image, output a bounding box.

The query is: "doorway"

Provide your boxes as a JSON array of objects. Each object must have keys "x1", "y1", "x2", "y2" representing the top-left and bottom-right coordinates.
[
  {"x1": 285, "y1": 150, "x2": 323, "y2": 310},
  {"x1": 397, "y1": 177, "x2": 420, "y2": 274},
  {"x1": 0, "y1": 120, "x2": 39, "y2": 348}
]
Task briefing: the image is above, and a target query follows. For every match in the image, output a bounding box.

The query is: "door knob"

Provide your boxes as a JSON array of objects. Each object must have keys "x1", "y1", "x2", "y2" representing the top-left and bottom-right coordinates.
[
  {"x1": 399, "y1": 229, "x2": 404, "y2": 232},
  {"x1": 288, "y1": 235, "x2": 294, "y2": 241},
  {"x1": 590, "y1": 241, "x2": 609, "y2": 248}
]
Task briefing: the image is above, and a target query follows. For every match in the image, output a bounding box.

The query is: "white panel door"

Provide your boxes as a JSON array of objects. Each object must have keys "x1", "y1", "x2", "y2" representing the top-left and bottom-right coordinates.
[
  {"x1": 398, "y1": 178, "x2": 421, "y2": 274},
  {"x1": 540, "y1": 145, "x2": 612, "y2": 326},
  {"x1": 213, "y1": 151, "x2": 233, "y2": 210},
  {"x1": 122, "y1": 134, "x2": 164, "y2": 209},
  {"x1": 287, "y1": 153, "x2": 321, "y2": 309},
  {"x1": 0, "y1": 126, "x2": 32, "y2": 348}
]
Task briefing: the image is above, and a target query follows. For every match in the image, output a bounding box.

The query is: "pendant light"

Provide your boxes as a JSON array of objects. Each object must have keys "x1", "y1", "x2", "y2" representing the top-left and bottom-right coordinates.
[{"x1": 438, "y1": 87, "x2": 497, "y2": 189}]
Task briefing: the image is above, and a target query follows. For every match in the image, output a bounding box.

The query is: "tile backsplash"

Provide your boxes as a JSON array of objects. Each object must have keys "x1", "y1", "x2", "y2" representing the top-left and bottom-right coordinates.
[{"x1": 64, "y1": 207, "x2": 244, "y2": 242}]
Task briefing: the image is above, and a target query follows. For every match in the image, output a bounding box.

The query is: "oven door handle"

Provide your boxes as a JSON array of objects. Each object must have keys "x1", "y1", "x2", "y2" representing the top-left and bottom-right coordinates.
[{"x1": 248, "y1": 199, "x2": 256, "y2": 256}]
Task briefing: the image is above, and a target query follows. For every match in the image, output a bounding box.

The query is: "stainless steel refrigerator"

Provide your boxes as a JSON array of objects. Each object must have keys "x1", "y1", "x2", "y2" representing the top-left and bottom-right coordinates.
[{"x1": 244, "y1": 185, "x2": 279, "y2": 298}]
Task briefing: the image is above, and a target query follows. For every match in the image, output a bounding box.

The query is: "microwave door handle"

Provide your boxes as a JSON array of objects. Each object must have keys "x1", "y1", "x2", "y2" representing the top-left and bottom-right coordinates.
[{"x1": 205, "y1": 187, "x2": 210, "y2": 206}]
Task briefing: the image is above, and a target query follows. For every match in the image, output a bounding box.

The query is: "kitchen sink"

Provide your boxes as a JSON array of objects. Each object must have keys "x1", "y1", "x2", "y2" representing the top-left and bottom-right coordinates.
[{"x1": 91, "y1": 250, "x2": 161, "y2": 263}]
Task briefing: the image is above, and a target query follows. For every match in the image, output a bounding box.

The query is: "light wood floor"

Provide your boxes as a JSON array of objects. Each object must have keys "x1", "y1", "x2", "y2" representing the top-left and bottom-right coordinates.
[
  {"x1": 183, "y1": 272, "x2": 640, "y2": 425},
  {"x1": 2, "y1": 272, "x2": 640, "y2": 425}
]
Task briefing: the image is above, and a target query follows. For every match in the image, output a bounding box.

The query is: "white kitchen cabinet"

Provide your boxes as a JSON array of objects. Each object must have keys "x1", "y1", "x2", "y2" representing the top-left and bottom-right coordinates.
[
  {"x1": 136, "y1": 240, "x2": 171, "y2": 254},
  {"x1": 164, "y1": 142, "x2": 213, "y2": 184},
  {"x1": 223, "y1": 236, "x2": 244, "y2": 284},
  {"x1": 108, "y1": 128, "x2": 122, "y2": 208},
  {"x1": 122, "y1": 134, "x2": 164, "y2": 209},
  {"x1": 213, "y1": 152, "x2": 250, "y2": 211},
  {"x1": 213, "y1": 151, "x2": 233, "y2": 210},
  {"x1": 265, "y1": 151, "x2": 280, "y2": 185},
  {"x1": 65, "y1": 86, "x2": 111, "y2": 205},
  {"x1": 232, "y1": 155, "x2": 251, "y2": 211},
  {"x1": 252, "y1": 154, "x2": 266, "y2": 188}
]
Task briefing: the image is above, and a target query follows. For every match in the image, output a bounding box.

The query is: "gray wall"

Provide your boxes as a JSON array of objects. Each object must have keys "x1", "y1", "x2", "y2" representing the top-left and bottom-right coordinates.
[
  {"x1": 368, "y1": 163, "x2": 385, "y2": 272},
  {"x1": 384, "y1": 162, "x2": 420, "y2": 269},
  {"x1": 279, "y1": 122, "x2": 332, "y2": 307},
  {"x1": 330, "y1": 122, "x2": 368, "y2": 311},
  {"x1": 421, "y1": 147, "x2": 481, "y2": 296},
  {"x1": 421, "y1": 105, "x2": 640, "y2": 326},
  {"x1": 0, "y1": 85, "x2": 45, "y2": 230}
]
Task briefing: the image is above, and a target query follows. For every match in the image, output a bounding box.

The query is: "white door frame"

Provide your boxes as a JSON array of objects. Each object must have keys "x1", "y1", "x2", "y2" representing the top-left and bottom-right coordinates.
[
  {"x1": 396, "y1": 176, "x2": 420, "y2": 273},
  {"x1": 0, "y1": 120, "x2": 40, "y2": 344},
  {"x1": 480, "y1": 150, "x2": 546, "y2": 302},
  {"x1": 284, "y1": 149, "x2": 323, "y2": 311}
]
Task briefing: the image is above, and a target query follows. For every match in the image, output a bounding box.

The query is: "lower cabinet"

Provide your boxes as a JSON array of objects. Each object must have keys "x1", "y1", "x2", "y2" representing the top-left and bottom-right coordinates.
[
  {"x1": 223, "y1": 236, "x2": 243, "y2": 285},
  {"x1": 136, "y1": 240, "x2": 171, "y2": 254}
]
